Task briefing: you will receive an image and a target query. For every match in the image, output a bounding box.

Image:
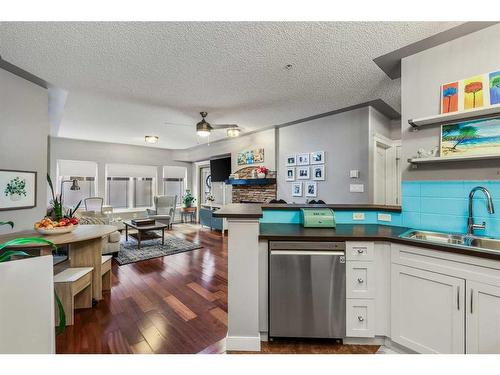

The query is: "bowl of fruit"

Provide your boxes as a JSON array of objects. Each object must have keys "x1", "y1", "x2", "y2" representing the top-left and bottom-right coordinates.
[{"x1": 34, "y1": 217, "x2": 79, "y2": 235}]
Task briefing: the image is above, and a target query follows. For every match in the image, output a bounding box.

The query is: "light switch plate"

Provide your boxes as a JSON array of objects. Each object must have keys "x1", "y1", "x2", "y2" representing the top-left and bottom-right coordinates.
[
  {"x1": 378, "y1": 213, "x2": 392, "y2": 222},
  {"x1": 350, "y1": 184, "x2": 364, "y2": 193},
  {"x1": 353, "y1": 212, "x2": 365, "y2": 220},
  {"x1": 349, "y1": 170, "x2": 360, "y2": 178}
]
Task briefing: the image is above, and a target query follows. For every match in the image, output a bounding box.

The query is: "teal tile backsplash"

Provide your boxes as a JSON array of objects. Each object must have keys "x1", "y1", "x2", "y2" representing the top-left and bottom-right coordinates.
[
  {"x1": 261, "y1": 180, "x2": 500, "y2": 238},
  {"x1": 401, "y1": 180, "x2": 500, "y2": 237}
]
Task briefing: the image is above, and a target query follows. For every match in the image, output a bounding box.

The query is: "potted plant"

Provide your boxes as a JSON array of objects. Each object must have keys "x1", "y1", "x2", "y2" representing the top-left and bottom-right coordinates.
[
  {"x1": 182, "y1": 190, "x2": 196, "y2": 208},
  {"x1": 4, "y1": 177, "x2": 27, "y2": 201},
  {"x1": 45, "y1": 174, "x2": 81, "y2": 230},
  {"x1": 256, "y1": 166, "x2": 269, "y2": 179},
  {"x1": 0, "y1": 221, "x2": 66, "y2": 333}
]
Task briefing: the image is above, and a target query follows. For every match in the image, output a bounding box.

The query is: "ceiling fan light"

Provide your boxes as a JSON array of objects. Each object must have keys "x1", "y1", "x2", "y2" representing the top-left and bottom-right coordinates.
[
  {"x1": 145, "y1": 135, "x2": 159, "y2": 144},
  {"x1": 226, "y1": 128, "x2": 241, "y2": 137},
  {"x1": 197, "y1": 130, "x2": 211, "y2": 137},
  {"x1": 196, "y1": 119, "x2": 212, "y2": 137}
]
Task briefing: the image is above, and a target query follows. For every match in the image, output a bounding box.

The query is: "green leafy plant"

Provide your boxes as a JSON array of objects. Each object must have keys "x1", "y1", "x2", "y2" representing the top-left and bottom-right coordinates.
[
  {"x1": 4, "y1": 177, "x2": 27, "y2": 197},
  {"x1": 182, "y1": 189, "x2": 196, "y2": 208},
  {"x1": 47, "y1": 174, "x2": 82, "y2": 221},
  {"x1": 0, "y1": 221, "x2": 66, "y2": 333}
]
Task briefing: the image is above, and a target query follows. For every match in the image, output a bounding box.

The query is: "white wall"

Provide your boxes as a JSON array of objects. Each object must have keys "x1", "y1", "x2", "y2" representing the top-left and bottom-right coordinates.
[
  {"x1": 401, "y1": 24, "x2": 500, "y2": 180},
  {"x1": 0, "y1": 256, "x2": 55, "y2": 353},
  {"x1": 277, "y1": 107, "x2": 372, "y2": 203},
  {"x1": 49, "y1": 137, "x2": 193, "y2": 204},
  {"x1": 0, "y1": 69, "x2": 49, "y2": 233}
]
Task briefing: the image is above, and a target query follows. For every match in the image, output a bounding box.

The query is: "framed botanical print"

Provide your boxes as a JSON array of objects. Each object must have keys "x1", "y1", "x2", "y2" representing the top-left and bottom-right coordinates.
[{"x1": 0, "y1": 169, "x2": 37, "y2": 211}]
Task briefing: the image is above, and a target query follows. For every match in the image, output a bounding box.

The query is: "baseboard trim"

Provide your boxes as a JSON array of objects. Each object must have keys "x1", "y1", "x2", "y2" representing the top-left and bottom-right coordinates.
[{"x1": 226, "y1": 334, "x2": 261, "y2": 352}]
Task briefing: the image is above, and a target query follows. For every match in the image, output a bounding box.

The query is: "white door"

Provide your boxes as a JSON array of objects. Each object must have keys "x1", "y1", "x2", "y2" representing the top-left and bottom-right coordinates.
[
  {"x1": 391, "y1": 264, "x2": 465, "y2": 353},
  {"x1": 373, "y1": 135, "x2": 400, "y2": 205},
  {"x1": 466, "y1": 281, "x2": 500, "y2": 353},
  {"x1": 374, "y1": 141, "x2": 388, "y2": 205}
]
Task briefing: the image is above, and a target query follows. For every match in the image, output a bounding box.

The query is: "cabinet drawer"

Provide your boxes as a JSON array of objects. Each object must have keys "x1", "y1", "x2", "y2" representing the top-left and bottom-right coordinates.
[
  {"x1": 346, "y1": 299, "x2": 375, "y2": 337},
  {"x1": 346, "y1": 242, "x2": 374, "y2": 261},
  {"x1": 347, "y1": 261, "x2": 375, "y2": 298}
]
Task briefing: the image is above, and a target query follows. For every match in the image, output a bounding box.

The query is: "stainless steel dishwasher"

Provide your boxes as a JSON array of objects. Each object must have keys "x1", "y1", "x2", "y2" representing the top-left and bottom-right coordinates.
[{"x1": 269, "y1": 241, "x2": 346, "y2": 339}]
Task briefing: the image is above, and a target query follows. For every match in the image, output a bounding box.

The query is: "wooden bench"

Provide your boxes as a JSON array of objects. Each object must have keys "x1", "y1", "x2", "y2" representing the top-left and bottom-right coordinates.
[
  {"x1": 101, "y1": 255, "x2": 112, "y2": 291},
  {"x1": 54, "y1": 267, "x2": 93, "y2": 326}
]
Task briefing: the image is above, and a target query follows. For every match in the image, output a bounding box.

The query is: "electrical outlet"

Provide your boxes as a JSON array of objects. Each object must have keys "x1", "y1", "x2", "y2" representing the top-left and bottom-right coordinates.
[
  {"x1": 350, "y1": 184, "x2": 364, "y2": 193},
  {"x1": 353, "y1": 212, "x2": 365, "y2": 220},
  {"x1": 378, "y1": 213, "x2": 392, "y2": 222}
]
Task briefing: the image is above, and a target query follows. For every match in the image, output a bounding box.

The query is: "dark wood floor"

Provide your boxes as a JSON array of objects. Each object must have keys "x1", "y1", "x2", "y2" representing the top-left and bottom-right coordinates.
[
  {"x1": 56, "y1": 224, "x2": 229, "y2": 354},
  {"x1": 56, "y1": 224, "x2": 379, "y2": 354}
]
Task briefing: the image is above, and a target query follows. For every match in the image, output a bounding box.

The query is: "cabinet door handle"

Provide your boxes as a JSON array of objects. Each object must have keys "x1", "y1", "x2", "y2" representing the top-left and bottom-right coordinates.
[
  {"x1": 457, "y1": 286, "x2": 460, "y2": 310},
  {"x1": 357, "y1": 278, "x2": 364, "y2": 284},
  {"x1": 470, "y1": 289, "x2": 474, "y2": 314},
  {"x1": 357, "y1": 316, "x2": 364, "y2": 322},
  {"x1": 356, "y1": 248, "x2": 365, "y2": 254}
]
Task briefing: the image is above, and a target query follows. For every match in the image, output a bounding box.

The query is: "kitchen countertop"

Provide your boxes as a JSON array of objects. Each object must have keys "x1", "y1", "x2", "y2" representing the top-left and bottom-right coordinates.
[
  {"x1": 259, "y1": 223, "x2": 500, "y2": 261},
  {"x1": 213, "y1": 203, "x2": 402, "y2": 219},
  {"x1": 212, "y1": 203, "x2": 263, "y2": 219},
  {"x1": 261, "y1": 203, "x2": 402, "y2": 212}
]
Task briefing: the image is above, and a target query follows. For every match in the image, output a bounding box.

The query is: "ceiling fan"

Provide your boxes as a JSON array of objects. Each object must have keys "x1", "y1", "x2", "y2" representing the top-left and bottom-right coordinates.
[{"x1": 165, "y1": 112, "x2": 241, "y2": 139}]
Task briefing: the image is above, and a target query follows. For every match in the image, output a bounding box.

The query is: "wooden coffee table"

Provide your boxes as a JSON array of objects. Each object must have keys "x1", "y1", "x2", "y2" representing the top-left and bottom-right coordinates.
[{"x1": 123, "y1": 220, "x2": 169, "y2": 249}]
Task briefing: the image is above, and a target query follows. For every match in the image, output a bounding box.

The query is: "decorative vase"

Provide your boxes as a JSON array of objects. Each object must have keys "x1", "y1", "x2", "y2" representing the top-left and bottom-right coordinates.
[
  {"x1": 257, "y1": 173, "x2": 266, "y2": 179},
  {"x1": 9, "y1": 193, "x2": 21, "y2": 201},
  {"x1": 185, "y1": 202, "x2": 192, "y2": 208}
]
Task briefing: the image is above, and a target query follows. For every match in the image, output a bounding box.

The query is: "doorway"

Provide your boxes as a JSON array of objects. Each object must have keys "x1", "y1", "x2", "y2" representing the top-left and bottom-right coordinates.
[{"x1": 373, "y1": 134, "x2": 401, "y2": 205}]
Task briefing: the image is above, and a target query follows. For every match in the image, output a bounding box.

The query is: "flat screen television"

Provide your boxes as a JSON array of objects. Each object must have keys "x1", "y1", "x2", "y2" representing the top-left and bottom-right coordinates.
[{"x1": 210, "y1": 157, "x2": 231, "y2": 182}]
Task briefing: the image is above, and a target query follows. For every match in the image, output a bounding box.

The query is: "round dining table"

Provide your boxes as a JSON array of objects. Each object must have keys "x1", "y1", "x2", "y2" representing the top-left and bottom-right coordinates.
[{"x1": 0, "y1": 225, "x2": 117, "y2": 301}]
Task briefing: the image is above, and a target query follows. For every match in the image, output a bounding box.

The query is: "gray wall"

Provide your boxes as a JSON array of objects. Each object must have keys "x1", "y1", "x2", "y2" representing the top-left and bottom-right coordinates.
[
  {"x1": 277, "y1": 107, "x2": 371, "y2": 203},
  {"x1": 401, "y1": 23, "x2": 500, "y2": 180},
  {"x1": 174, "y1": 128, "x2": 276, "y2": 172},
  {"x1": 0, "y1": 69, "x2": 49, "y2": 233},
  {"x1": 49, "y1": 137, "x2": 193, "y2": 202}
]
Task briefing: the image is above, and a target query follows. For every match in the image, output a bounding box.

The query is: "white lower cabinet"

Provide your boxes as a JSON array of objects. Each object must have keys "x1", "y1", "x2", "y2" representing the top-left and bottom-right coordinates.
[
  {"x1": 346, "y1": 299, "x2": 375, "y2": 337},
  {"x1": 391, "y1": 264, "x2": 465, "y2": 353},
  {"x1": 466, "y1": 281, "x2": 500, "y2": 353}
]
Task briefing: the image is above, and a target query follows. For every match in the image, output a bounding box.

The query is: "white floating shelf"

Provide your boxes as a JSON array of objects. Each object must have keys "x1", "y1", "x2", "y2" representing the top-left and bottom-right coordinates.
[
  {"x1": 408, "y1": 153, "x2": 500, "y2": 165},
  {"x1": 408, "y1": 105, "x2": 500, "y2": 128}
]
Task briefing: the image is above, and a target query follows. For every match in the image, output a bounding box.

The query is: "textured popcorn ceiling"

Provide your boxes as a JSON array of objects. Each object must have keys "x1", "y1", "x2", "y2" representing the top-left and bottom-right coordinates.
[{"x1": 0, "y1": 22, "x2": 462, "y2": 149}]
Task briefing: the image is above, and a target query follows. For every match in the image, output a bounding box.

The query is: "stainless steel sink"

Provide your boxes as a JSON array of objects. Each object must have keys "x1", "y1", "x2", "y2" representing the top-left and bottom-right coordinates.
[
  {"x1": 400, "y1": 229, "x2": 500, "y2": 253},
  {"x1": 401, "y1": 230, "x2": 468, "y2": 245},
  {"x1": 469, "y1": 237, "x2": 500, "y2": 251}
]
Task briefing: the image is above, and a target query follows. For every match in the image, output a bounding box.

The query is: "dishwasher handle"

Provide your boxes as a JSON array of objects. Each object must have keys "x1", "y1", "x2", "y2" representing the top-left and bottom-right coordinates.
[{"x1": 271, "y1": 250, "x2": 345, "y2": 256}]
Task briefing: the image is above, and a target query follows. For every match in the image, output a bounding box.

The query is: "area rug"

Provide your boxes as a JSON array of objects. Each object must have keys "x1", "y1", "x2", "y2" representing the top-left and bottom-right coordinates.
[{"x1": 115, "y1": 234, "x2": 202, "y2": 265}]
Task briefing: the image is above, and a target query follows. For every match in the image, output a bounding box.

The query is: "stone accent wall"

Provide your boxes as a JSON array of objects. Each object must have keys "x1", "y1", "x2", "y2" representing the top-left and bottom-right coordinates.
[
  {"x1": 231, "y1": 166, "x2": 277, "y2": 203},
  {"x1": 232, "y1": 184, "x2": 277, "y2": 203}
]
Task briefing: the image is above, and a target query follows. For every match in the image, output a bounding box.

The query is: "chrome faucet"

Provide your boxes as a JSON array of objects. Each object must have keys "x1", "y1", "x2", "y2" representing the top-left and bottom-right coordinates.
[{"x1": 467, "y1": 186, "x2": 495, "y2": 235}]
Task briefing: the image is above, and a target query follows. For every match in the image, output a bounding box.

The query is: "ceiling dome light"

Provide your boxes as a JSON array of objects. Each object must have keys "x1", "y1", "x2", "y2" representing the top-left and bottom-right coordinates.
[
  {"x1": 226, "y1": 128, "x2": 241, "y2": 137},
  {"x1": 145, "y1": 135, "x2": 159, "y2": 144}
]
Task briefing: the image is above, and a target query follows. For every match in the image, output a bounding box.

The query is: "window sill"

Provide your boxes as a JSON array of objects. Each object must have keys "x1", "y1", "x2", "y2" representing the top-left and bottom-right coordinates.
[{"x1": 112, "y1": 207, "x2": 153, "y2": 214}]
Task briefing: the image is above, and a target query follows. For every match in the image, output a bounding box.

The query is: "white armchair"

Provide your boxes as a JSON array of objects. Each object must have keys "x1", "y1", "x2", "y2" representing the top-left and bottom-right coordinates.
[{"x1": 146, "y1": 195, "x2": 177, "y2": 228}]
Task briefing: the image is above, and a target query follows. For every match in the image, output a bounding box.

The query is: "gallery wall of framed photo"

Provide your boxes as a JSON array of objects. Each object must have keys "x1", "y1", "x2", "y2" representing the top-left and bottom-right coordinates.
[{"x1": 286, "y1": 151, "x2": 325, "y2": 199}]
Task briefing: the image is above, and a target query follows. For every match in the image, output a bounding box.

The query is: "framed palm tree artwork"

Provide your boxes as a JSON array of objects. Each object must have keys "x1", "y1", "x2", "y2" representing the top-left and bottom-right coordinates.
[{"x1": 440, "y1": 117, "x2": 500, "y2": 158}]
